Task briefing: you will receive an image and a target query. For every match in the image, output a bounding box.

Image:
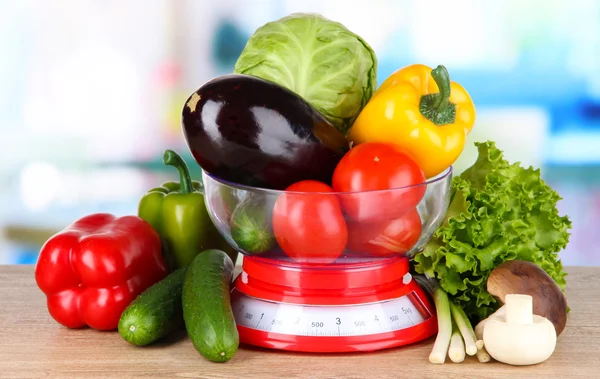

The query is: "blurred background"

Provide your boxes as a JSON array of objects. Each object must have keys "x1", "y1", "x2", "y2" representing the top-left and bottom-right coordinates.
[{"x1": 0, "y1": 0, "x2": 598, "y2": 266}]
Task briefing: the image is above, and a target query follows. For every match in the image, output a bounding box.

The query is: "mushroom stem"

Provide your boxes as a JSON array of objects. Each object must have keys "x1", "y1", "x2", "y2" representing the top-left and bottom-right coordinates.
[{"x1": 505, "y1": 294, "x2": 533, "y2": 325}]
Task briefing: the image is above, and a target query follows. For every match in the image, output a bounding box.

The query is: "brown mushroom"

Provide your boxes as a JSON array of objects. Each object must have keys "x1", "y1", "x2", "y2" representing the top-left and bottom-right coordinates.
[{"x1": 487, "y1": 260, "x2": 568, "y2": 336}]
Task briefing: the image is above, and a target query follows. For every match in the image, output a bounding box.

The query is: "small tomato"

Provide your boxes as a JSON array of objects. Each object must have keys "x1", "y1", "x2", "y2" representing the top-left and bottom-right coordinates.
[
  {"x1": 332, "y1": 142, "x2": 426, "y2": 222},
  {"x1": 347, "y1": 210, "x2": 422, "y2": 257},
  {"x1": 272, "y1": 180, "x2": 348, "y2": 263}
]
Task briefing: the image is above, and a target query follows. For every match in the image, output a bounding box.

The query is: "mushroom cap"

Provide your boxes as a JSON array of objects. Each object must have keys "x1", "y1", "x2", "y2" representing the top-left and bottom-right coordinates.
[
  {"x1": 487, "y1": 260, "x2": 568, "y2": 336},
  {"x1": 483, "y1": 313, "x2": 557, "y2": 366}
]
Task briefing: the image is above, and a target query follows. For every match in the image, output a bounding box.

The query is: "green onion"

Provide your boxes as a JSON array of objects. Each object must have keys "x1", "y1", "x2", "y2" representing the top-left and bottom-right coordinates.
[
  {"x1": 448, "y1": 318, "x2": 466, "y2": 363},
  {"x1": 428, "y1": 285, "x2": 452, "y2": 364},
  {"x1": 450, "y1": 302, "x2": 478, "y2": 356}
]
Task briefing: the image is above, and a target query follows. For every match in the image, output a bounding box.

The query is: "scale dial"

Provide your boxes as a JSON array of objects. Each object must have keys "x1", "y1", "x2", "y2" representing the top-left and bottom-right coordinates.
[{"x1": 232, "y1": 289, "x2": 429, "y2": 337}]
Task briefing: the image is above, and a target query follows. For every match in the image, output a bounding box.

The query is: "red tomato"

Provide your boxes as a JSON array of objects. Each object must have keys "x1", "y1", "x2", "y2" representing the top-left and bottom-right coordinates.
[
  {"x1": 332, "y1": 142, "x2": 426, "y2": 222},
  {"x1": 347, "y1": 210, "x2": 422, "y2": 257},
  {"x1": 272, "y1": 180, "x2": 348, "y2": 263}
]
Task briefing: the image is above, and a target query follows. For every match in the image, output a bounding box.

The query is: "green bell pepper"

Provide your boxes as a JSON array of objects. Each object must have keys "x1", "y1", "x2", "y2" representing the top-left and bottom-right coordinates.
[{"x1": 138, "y1": 150, "x2": 237, "y2": 270}]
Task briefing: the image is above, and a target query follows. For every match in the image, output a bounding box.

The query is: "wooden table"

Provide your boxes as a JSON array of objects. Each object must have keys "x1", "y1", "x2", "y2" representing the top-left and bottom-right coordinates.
[{"x1": 0, "y1": 265, "x2": 597, "y2": 379}]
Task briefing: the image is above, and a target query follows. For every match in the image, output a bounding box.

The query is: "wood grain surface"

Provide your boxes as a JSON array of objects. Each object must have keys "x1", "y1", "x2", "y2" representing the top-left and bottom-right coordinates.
[{"x1": 0, "y1": 265, "x2": 597, "y2": 379}]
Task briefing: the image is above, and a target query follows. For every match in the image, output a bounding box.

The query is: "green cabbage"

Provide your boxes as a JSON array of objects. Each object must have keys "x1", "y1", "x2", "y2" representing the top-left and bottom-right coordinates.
[
  {"x1": 413, "y1": 141, "x2": 572, "y2": 322},
  {"x1": 234, "y1": 13, "x2": 377, "y2": 134}
]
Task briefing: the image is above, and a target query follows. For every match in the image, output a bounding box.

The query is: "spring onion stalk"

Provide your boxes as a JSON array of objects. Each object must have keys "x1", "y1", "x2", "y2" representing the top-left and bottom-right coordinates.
[
  {"x1": 428, "y1": 284, "x2": 453, "y2": 364},
  {"x1": 448, "y1": 319, "x2": 466, "y2": 363},
  {"x1": 476, "y1": 346, "x2": 491, "y2": 363},
  {"x1": 413, "y1": 274, "x2": 481, "y2": 364},
  {"x1": 474, "y1": 319, "x2": 491, "y2": 363},
  {"x1": 449, "y1": 302, "x2": 478, "y2": 356}
]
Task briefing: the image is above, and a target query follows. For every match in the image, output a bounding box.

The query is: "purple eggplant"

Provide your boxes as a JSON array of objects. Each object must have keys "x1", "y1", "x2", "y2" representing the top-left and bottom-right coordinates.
[{"x1": 181, "y1": 74, "x2": 349, "y2": 190}]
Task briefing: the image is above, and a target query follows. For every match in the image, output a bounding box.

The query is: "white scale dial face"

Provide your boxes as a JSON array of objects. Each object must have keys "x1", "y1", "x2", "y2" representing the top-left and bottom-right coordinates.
[{"x1": 232, "y1": 290, "x2": 430, "y2": 337}]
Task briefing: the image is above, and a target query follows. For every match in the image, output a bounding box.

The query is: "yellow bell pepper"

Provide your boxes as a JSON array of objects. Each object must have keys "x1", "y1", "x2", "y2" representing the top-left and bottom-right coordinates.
[{"x1": 348, "y1": 64, "x2": 476, "y2": 178}]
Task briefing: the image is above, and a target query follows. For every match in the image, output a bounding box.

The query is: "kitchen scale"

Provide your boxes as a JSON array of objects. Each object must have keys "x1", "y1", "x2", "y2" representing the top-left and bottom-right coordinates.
[
  {"x1": 199, "y1": 164, "x2": 452, "y2": 354},
  {"x1": 230, "y1": 255, "x2": 437, "y2": 353}
]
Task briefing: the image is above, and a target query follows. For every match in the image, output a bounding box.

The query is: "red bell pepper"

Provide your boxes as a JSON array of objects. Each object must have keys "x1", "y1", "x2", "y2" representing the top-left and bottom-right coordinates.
[{"x1": 35, "y1": 213, "x2": 168, "y2": 330}]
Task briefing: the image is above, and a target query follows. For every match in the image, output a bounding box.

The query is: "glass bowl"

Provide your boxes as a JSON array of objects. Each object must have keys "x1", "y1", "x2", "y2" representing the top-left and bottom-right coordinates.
[{"x1": 201, "y1": 168, "x2": 452, "y2": 265}]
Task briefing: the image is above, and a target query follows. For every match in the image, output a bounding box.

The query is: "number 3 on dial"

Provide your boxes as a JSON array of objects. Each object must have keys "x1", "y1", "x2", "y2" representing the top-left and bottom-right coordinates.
[{"x1": 335, "y1": 317, "x2": 341, "y2": 325}]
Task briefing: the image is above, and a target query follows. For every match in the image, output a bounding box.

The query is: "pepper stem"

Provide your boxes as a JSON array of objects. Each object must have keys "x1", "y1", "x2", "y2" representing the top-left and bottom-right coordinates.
[
  {"x1": 431, "y1": 65, "x2": 451, "y2": 111},
  {"x1": 419, "y1": 64, "x2": 457, "y2": 126},
  {"x1": 163, "y1": 150, "x2": 193, "y2": 194}
]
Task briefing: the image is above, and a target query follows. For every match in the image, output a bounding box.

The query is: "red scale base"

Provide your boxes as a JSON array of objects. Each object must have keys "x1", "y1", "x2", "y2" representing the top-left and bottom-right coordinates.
[{"x1": 231, "y1": 256, "x2": 438, "y2": 353}]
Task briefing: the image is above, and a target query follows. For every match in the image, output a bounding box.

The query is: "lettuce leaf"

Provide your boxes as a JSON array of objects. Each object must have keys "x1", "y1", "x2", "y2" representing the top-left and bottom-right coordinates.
[{"x1": 413, "y1": 141, "x2": 572, "y2": 322}]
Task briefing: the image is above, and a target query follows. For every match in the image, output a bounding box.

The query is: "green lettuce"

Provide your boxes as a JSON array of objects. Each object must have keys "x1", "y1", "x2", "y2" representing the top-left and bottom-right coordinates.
[{"x1": 413, "y1": 141, "x2": 572, "y2": 322}]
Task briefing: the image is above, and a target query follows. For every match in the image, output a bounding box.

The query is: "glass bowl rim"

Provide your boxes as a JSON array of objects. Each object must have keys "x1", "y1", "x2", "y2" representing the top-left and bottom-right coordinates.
[{"x1": 202, "y1": 166, "x2": 453, "y2": 195}]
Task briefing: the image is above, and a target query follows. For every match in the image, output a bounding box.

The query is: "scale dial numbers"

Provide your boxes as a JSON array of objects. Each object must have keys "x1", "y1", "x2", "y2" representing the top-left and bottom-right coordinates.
[{"x1": 231, "y1": 290, "x2": 430, "y2": 337}]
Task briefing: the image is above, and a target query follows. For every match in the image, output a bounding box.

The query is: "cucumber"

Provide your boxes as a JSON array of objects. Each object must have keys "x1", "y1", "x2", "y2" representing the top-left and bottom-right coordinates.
[
  {"x1": 182, "y1": 249, "x2": 239, "y2": 363},
  {"x1": 118, "y1": 268, "x2": 186, "y2": 346},
  {"x1": 230, "y1": 196, "x2": 276, "y2": 254}
]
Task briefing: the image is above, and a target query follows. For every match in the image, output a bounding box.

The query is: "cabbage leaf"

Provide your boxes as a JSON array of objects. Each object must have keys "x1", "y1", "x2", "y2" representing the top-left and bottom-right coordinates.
[{"x1": 234, "y1": 13, "x2": 377, "y2": 134}]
